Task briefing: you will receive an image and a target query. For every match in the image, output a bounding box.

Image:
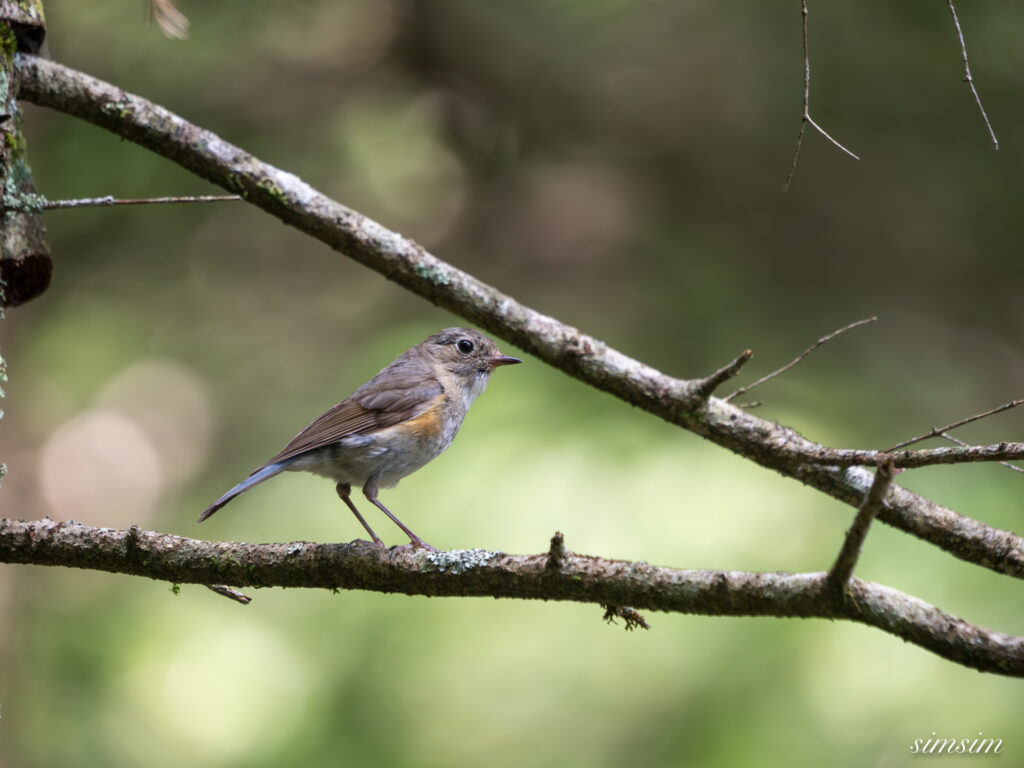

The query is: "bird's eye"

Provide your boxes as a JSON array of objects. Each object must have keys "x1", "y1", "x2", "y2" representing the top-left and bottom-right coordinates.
[{"x1": 456, "y1": 339, "x2": 475, "y2": 354}]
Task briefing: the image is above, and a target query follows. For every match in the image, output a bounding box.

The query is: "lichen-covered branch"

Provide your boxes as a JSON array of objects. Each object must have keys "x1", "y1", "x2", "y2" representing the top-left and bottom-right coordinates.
[
  {"x1": 13, "y1": 53, "x2": 1024, "y2": 583},
  {"x1": 2, "y1": 518, "x2": 1022, "y2": 677}
]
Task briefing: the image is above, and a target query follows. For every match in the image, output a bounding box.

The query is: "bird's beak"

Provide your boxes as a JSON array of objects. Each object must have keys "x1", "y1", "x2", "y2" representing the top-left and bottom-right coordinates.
[{"x1": 489, "y1": 354, "x2": 522, "y2": 368}]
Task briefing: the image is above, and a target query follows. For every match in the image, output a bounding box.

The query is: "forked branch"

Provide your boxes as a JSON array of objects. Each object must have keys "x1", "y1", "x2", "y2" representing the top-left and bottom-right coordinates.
[{"x1": 783, "y1": 0, "x2": 859, "y2": 190}]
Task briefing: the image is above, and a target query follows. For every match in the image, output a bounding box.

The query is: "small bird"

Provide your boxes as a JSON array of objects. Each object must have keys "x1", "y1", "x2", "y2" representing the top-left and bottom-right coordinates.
[{"x1": 198, "y1": 328, "x2": 521, "y2": 549}]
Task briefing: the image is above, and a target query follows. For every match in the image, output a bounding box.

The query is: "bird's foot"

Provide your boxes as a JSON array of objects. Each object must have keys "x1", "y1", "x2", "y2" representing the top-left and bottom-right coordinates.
[
  {"x1": 394, "y1": 538, "x2": 436, "y2": 552},
  {"x1": 349, "y1": 537, "x2": 386, "y2": 547}
]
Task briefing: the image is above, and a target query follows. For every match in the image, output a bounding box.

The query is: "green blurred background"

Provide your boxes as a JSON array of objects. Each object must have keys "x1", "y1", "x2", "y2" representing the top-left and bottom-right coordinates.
[{"x1": 3, "y1": 1, "x2": 1024, "y2": 765}]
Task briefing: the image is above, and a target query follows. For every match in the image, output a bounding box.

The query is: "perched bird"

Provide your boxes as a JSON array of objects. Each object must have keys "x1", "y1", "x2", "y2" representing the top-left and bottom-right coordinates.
[{"x1": 198, "y1": 328, "x2": 521, "y2": 549}]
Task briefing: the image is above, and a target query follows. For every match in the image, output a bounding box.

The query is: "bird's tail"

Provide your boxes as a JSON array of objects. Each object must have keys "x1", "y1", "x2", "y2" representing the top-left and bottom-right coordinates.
[{"x1": 197, "y1": 461, "x2": 292, "y2": 523}]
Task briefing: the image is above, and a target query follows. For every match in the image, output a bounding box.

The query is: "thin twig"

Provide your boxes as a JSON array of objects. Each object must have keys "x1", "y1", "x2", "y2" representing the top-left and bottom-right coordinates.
[
  {"x1": 724, "y1": 317, "x2": 876, "y2": 402},
  {"x1": 783, "y1": 0, "x2": 860, "y2": 191},
  {"x1": 946, "y1": 0, "x2": 998, "y2": 150},
  {"x1": 42, "y1": 194, "x2": 241, "y2": 210},
  {"x1": 940, "y1": 431, "x2": 1024, "y2": 473},
  {"x1": 806, "y1": 116, "x2": 860, "y2": 162},
  {"x1": 886, "y1": 399, "x2": 1024, "y2": 452},
  {"x1": 693, "y1": 349, "x2": 753, "y2": 400},
  {"x1": 827, "y1": 459, "x2": 895, "y2": 594},
  {"x1": 205, "y1": 584, "x2": 252, "y2": 605}
]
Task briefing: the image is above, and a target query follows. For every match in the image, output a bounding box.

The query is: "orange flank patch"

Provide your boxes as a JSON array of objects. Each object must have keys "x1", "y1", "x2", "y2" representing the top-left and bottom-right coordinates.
[{"x1": 399, "y1": 399, "x2": 446, "y2": 441}]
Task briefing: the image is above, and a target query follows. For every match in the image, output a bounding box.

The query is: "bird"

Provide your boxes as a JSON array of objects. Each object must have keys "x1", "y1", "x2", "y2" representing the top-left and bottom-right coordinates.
[{"x1": 198, "y1": 327, "x2": 521, "y2": 549}]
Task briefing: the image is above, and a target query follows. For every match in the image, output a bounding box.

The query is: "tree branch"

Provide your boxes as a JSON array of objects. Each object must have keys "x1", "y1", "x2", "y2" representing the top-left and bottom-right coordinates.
[
  {"x1": 1, "y1": 518, "x2": 1022, "y2": 676},
  {"x1": 14, "y1": 53, "x2": 1024, "y2": 583},
  {"x1": 827, "y1": 459, "x2": 895, "y2": 594}
]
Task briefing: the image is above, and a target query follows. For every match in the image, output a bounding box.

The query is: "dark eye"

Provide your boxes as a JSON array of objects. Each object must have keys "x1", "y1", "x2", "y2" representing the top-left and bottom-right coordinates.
[{"x1": 456, "y1": 338, "x2": 475, "y2": 354}]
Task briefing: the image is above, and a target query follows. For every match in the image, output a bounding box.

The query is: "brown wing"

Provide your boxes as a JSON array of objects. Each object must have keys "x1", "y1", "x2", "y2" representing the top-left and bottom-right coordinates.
[{"x1": 258, "y1": 371, "x2": 443, "y2": 469}]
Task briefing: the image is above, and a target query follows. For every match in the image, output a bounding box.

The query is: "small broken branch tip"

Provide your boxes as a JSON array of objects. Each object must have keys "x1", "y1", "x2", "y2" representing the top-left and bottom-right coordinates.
[
  {"x1": 603, "y1": 605, "x2": 652, "y2": 631},
  {"x1": 546, "y1": 531, "x2": 566, "y2": 570}
]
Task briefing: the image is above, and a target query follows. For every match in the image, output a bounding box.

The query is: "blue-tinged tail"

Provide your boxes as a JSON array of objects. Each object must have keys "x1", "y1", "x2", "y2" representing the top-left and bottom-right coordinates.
[{"x1": 197, "y1": 460, "x2": 293, "y2": 523}]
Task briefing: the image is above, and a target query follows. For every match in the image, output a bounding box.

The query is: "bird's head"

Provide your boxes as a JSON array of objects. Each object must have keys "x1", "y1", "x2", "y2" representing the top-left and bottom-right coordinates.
[{"x1": 424, "y1": 328, "x2": 521, "y2": 406}]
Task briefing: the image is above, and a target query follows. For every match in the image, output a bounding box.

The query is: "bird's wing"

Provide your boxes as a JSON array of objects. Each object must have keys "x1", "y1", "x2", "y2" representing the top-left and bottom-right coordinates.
[{"x1": 257, "y1": 372, "x2": 444, "y2": 470}]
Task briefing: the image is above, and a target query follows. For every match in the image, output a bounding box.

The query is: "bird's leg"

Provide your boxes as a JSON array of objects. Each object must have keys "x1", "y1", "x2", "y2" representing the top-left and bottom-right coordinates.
[
  {"x1": 363, "y1": 478, "x2": 435, "y2": 550},
  {"x1": 336, "y1": 482, "x2": 384, "y2": 546}
]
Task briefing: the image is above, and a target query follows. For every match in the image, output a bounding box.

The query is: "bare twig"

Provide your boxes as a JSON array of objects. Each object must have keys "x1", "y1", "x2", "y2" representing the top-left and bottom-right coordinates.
[
  {"x1": 783, "y1": 0, "x2": 860, "y2": 191},
  {"x1": 42, "y1": 194, "x2": 240, "y2": 210},
  {"x1": 2, "y1": 194, "x2": 242, "y2": 214},
  {"x1": 724, "y1": 317, "x2": 876, "y2": 402},
  {"x1": 15, "y1": 55, "x2": 1024, "y2": 582},
  {"x1": 2, "y1": 518, "x2": 1022, "y2": 676},
  {"x1": 940, "y1": 431, "x2": 1024, "y2": 473},
  {"x1": 886, "y1": 399, "x2": 1024, "y2": 452},
  {"x1": 205, "y1": 584, "x2": 252, "y2": 605},
  {"x1": 693, "y1": 349, "x2": 753, "y2": 400},
  {"x1": 946, "y1": 0, "x2": 998, "y2": 150},
  {"x1": 827, "y1": 459, "x2": 895, "y2": 594}
]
